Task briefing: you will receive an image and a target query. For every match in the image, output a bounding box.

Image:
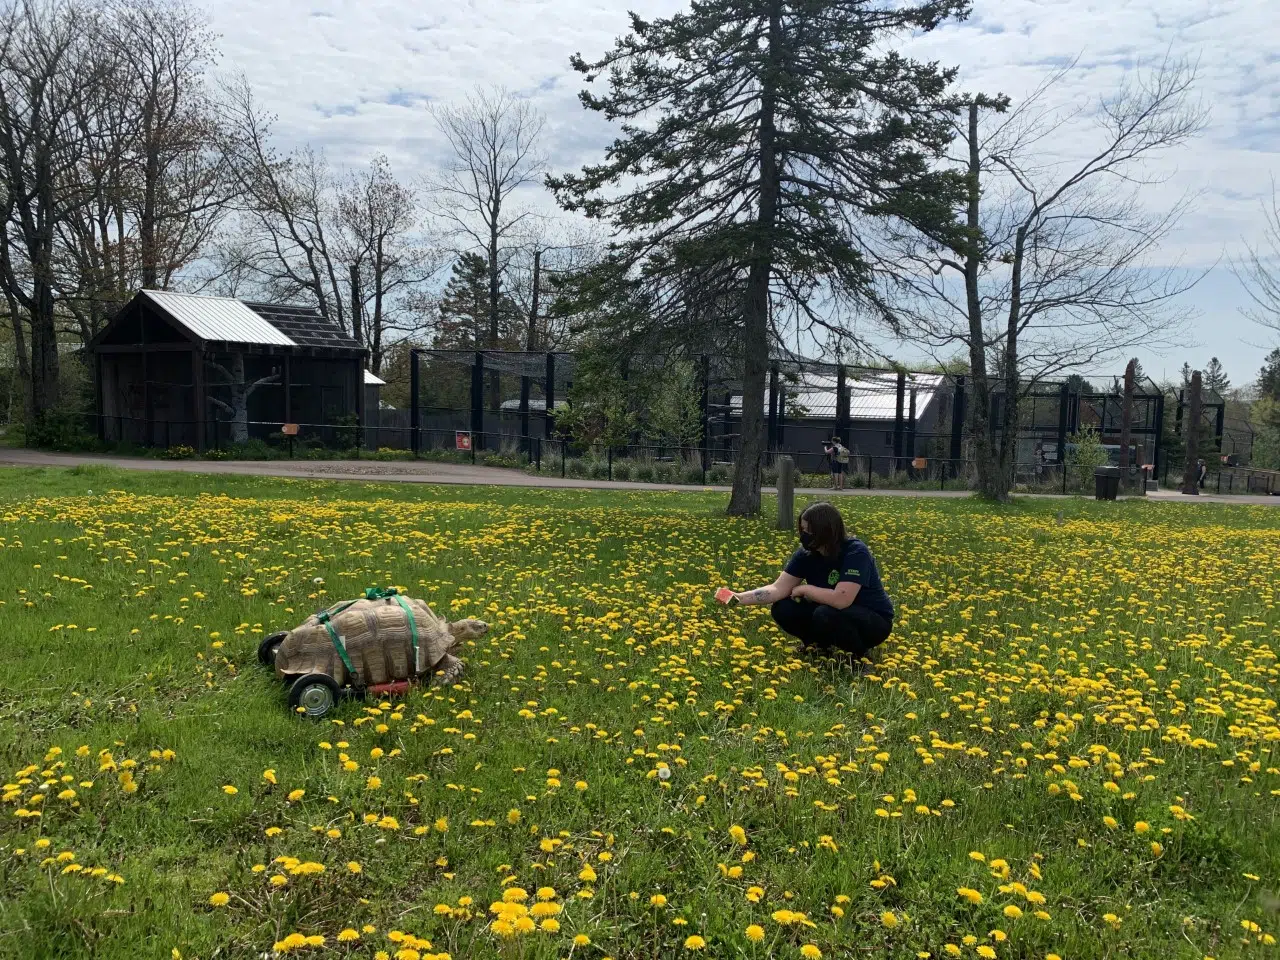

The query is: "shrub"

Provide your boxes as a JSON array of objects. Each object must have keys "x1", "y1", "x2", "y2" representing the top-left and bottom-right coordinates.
[
  {"x1": 1068, "y1": 426, "x2": 1110, "y2": 488},
  {"x1": 162, "y1": 445, "x2": 196, "y2": 460},
  {"x1": 633, "y1": 462, "x2": 655, "y2": 483},
  {"x1": 612, "y1": 461, "x2": 633, "y2": 482}
]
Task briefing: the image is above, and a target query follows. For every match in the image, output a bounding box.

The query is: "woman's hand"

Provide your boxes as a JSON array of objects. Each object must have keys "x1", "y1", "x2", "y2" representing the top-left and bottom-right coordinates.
[{"x1": 790, "y1": 584, "x2": 812, "y2": 601}]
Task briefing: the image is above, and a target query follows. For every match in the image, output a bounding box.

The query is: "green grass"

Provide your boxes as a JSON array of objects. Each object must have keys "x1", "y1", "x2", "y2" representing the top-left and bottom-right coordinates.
[{"x1": 0, "y1": 466, "x2": 1278, "y2": 960}]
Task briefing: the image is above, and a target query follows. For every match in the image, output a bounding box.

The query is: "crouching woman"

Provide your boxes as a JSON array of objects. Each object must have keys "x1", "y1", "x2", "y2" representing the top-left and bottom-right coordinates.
[{"x1": 722, "y1": 502, "x2": 894, "y2": 658}]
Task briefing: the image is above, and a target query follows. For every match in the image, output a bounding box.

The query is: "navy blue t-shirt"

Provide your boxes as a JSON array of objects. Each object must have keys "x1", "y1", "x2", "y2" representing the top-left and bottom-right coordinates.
[{"x1": 784, "y1": 537, "x2": 894, "y2": 620}]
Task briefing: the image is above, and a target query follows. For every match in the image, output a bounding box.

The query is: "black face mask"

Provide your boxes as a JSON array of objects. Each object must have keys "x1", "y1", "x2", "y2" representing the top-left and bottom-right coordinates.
[{"x1": 799, "y1": 531, "x2": 814, "y2": 551}]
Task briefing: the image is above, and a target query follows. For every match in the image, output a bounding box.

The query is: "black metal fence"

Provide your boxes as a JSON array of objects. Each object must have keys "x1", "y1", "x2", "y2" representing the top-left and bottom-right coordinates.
[
  {"x1": 79, "y1": 348, "x2": 1241, "y2": 489},
  {"x1": 75, "y1": 413, "x2": 1216, "y2": 496},
  {"x1": 405, "y1": 349, "x2": 1226, "y2": 482}
]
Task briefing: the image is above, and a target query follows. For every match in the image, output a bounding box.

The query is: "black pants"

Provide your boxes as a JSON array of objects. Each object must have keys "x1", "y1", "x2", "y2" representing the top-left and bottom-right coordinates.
[{"x1": 771, "y1": 598, "x2": 892, "y2": 658}]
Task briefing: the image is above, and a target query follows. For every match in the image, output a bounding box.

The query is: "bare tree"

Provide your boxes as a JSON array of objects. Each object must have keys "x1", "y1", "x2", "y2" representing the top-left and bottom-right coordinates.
[
  {"x1": 55, "y1": 0, "x2": 229, "y2": 345},
  {"x1": 108, "y1": 0, "x2": 228, "y2": 290},
  {"x1": 427, "y1": 86, "x2": 545, "y2": 404},
  {"x1": 1235, "y1": 183, "x2": 1280, "y2": 342},
  {"x1": 884, "y1": 57, "x2": 1206, "y2": 500},
  {"x1": 0, "y1": 0, "x2": 104, "y2": 426},
  {"x1": 336, "y1": 155, "x2": 441, "y2": 373},
  {"x1": 218, "y1": 77, "x2": 350, "y2": 332}
]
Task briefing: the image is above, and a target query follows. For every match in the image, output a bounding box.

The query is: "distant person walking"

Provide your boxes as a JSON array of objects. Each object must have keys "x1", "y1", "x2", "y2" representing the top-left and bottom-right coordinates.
[
  {"x1": 1197, "y1": 458, "x2": 1207, "y2": 489},
  {"x1": 822, "y1": 438, "x2": 850, "y2": 490}
]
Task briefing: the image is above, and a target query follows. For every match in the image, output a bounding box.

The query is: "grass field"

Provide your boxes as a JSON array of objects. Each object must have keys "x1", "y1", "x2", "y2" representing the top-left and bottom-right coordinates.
[{"x1": 1, "y1": 466, "x2": 1278, "y2": 960}]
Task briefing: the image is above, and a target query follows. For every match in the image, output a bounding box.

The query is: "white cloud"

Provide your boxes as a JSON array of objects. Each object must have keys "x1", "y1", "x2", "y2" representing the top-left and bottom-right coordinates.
[{"x1": 208, "y1": 0, "x2": 1280, "y2": 379}]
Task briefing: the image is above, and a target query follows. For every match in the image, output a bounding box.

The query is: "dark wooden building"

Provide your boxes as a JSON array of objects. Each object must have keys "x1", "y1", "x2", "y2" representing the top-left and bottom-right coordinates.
[{"x1": 89, "y1": 290, "x2": 367, "y2": 451}]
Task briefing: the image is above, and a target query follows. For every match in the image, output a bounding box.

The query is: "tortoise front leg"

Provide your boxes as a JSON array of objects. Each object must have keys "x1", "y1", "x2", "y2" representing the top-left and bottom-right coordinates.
[{"x1": 431, "y1": 654, "x2": 465, "y2": 687}]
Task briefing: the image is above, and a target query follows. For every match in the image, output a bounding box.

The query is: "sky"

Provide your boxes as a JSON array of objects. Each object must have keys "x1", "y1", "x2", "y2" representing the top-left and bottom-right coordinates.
[{"x1": 207, "y1": 0, "x2": 1280, "y2": 390}]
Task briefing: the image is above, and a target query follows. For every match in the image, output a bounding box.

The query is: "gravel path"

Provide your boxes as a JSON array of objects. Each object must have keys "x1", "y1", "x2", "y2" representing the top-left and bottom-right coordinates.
[{"x1": 1, "y1": 448, "x2": 1276, "y2": 505}]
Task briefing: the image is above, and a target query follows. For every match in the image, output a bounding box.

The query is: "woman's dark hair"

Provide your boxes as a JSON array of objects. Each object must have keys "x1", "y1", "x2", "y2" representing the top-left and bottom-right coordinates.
[{"x1": 799, "y1": 502, "x2": 846, "y2": 558}]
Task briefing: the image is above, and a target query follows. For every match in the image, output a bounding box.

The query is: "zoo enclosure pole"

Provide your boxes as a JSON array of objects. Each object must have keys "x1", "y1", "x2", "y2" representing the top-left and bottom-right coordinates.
[
  {"x1": 409, "y1": 349, "x2": 421, "y2": 456},
  {"x1": 836, "y1": 364, "x2": 849, "y2": 444},
  {"x1": 545, "y1": 352, "x2": 557, "y2": 440},
  {"x1": 767, "y1": 364, "x2": 779, "y2": 453},
  {"x1": 892, "y1": 371, "x2": 906, "y2": 472},
  {"x1": 700, "y1": 353, "x2": 710, "y2": 477},
  {"x1": 1152, "y1": 391, "x2": 1165, "y2": 481},
  {"x1": 1055, "y1": 382, "x2": 1070, "y2": 494},
  {"x1": 520, "y1": 251, "x2": 540, "y2": 458},
  {"x1": 470, "y1": 351, "x2": 485, "y2": 451},
  {"x1": 950, "y1": 375, "x2": 965, "y2": 480}
]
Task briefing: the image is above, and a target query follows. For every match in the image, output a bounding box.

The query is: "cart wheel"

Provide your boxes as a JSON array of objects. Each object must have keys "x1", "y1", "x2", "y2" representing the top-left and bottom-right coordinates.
[
  {"x1": 257, "y1": 632, "x2": 288, "y2": 666},
  {"x1": 288, "y1": 673, "x2": 340, "y2": 718}
]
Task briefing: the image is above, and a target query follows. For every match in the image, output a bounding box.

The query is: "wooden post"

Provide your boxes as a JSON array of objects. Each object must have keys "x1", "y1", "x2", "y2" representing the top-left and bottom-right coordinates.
[
  {"x1": 776, "y1": 455, "x2": 795, "y2": 531},
  {"x1": 1181, "y1": 371, "x2": 1202, "y2": 496}
]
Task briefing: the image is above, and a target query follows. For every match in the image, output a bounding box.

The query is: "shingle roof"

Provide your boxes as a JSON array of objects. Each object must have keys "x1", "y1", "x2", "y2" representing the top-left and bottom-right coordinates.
[
  {"x1": 245, "y1": 302, "x2": 361, "y2": 351},
  {"x1": 141, "y1": 290, "x2": 295, "y2": 346}
]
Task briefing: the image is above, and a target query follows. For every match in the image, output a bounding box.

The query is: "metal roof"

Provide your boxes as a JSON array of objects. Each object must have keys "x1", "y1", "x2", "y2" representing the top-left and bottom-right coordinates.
[
  {"x1": 141, "y1": 290, "x2": 296, "y2": 347},
  {"x1": 364, "y1": 369, "x2": 385, "y2": 386},
  {"x1": 730, "y1": 372, "x2": 944, "y2": 421}
]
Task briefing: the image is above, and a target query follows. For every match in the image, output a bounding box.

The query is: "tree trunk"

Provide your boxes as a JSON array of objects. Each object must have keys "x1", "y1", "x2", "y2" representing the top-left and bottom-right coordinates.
[
  {"x1": 727, "y1": 0, "x2": 781, "y2": 516},
  {"x1": 961, "y1": 103, "x2": 1002, "y2": 500},
  {"x1": 28, "y1": 178, "x2": 61, "y2": 429},
  {"x1": 1119, "y1": 358, "x2": 1136, "y2": 488},
  {"x1": 486, "y1": 217, "x2": 501, "y2": 413},
  {"x1": 140, "y1": 143, "x2": 159, "y2": 288},
  {"x1": 992, "y1": 224, "x2": 1028, "y2": 500},
  {"x1": 1181, "y1": 370, "x2": 1202, "y2": 495}
]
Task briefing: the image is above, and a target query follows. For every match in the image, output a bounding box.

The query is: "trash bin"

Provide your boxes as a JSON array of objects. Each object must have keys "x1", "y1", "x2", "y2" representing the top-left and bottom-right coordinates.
[{"x1": 1094, "y1": 465, "x2": 1121, "y2": 501}]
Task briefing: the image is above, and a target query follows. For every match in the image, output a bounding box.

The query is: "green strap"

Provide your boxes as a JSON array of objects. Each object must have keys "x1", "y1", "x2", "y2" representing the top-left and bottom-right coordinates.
[
  {"x1": 316, "y1": 610, "x2": 358, "y2": 680},
  {"x1": 390, "y1": 594, "x2": 419, "y2": 667},
  {"x1": 313, "y1": 588, "x2": 404, "y2": 683}
]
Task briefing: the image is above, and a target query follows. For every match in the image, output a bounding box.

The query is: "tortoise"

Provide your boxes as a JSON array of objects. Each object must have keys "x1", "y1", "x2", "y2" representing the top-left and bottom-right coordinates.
[{"x1": 257, "y1": 587, "x2": 488, "y2": 717}]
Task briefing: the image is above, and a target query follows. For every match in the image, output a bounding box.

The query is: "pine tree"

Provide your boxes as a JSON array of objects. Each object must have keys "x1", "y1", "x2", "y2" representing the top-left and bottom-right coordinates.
[
  {"x1": 1257, "y1": 348, "x2": 1280, "y2": 402},
  {"x1": 550, "y1": 0, "x2": 970, "y2": 515},
  {"x1": 435, "y1": 253, "x2": 495, "y2": 350},
  {"x1": 1203, "y1": 357, "x2": 1230, "y2": 397}
]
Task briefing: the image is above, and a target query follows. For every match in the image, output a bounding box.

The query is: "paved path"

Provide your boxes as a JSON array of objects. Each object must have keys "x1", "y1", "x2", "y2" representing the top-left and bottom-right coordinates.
[{"x1": 0, "y1": 448, "x2": 1276, "y2": 505}]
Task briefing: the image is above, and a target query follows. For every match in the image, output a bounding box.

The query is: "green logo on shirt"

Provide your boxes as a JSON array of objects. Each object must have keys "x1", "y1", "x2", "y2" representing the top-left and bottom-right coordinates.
[
  {"x1": 846, "y1": 569, "x2": 860, "y2": 577},
  {"x1": 828, "y1": 571, "x2": 839, "y2": 585}
]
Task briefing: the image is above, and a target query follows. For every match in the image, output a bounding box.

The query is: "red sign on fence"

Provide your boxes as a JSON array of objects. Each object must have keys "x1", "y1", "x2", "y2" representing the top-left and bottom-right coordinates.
[{"x1": 455, "y1": 431, "x2": 472, "y2": 451}]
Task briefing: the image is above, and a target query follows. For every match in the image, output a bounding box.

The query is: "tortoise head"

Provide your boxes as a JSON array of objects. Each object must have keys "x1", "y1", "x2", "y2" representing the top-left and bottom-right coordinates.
[{"x1": 447, "y1": 618, "x2": 488, "y2": 642}]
